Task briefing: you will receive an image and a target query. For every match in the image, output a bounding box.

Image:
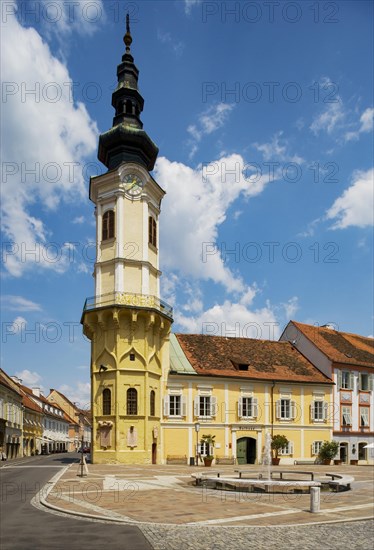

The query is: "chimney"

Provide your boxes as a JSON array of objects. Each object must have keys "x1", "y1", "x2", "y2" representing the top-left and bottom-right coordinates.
[
  {"x1": 32, "y1": 387, "x2": 40, "y2": 397},
  {"x1": 11, "y1": 376, "x2": 22, "y2": 384}
]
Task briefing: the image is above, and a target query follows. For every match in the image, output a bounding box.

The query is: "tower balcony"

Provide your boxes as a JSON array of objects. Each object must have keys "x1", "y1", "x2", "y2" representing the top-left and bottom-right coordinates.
[{"x1": 83, "y1": 291, "x2": 173, "y2": 321}]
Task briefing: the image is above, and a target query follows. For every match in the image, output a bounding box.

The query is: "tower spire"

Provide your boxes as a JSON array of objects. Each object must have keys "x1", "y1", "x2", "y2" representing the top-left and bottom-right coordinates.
[
  {"x1": 124, "y1": 13, "x2": 132, "y2": 51},
  {"x1": 97, "y1": 16, "x2": 159, "y2": 171}
]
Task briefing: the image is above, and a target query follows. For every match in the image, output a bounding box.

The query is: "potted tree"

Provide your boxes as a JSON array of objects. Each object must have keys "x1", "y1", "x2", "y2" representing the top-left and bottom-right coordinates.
[
  {"x1": 200, "y1": 434, "x2": 215, "y2": 467},
  {"x1": 271, "y1": 435, "x2": 289, "y2": 465},
  {"x1": 318, "y1": 440, "x2": 339, "y2": 465}
]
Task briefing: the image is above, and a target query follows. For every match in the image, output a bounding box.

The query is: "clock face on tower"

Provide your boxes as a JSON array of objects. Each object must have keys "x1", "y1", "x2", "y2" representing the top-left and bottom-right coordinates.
[{"x1": 122, "y1": 173, "x2": 144, "y2": 196}]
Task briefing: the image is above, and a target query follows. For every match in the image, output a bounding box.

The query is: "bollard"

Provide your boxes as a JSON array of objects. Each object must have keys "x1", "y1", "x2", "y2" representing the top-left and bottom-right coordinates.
[{"x1": 310, "y1": 486, "x2": 320, "y2": 513}]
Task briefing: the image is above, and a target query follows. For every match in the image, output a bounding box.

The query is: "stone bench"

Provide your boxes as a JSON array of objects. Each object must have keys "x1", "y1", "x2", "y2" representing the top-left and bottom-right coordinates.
[
  {"x1": 191, "y1": 472, "x2": 222, "y2": 486},
  {"x1": 192, "y1": 474, "x2": 321, "y2": 493},
  {"x1": 325, "y1": 473, "x2": 354, "y2": 491},
  {"x1": 166, "y1": 455, "x2": 187, "y2": 465},
  {"x1": 216, "y1": 457, "x2": 236, "y2": 465},
  {"x1": 294, "y1": 460, "x2": 317, "y2": 465}
]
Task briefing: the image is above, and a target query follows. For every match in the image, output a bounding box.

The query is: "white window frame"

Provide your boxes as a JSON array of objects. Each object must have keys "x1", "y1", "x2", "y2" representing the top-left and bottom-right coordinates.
[
  {"x1": 278, "y1": 441, "x2": 294, "y2": 455},
  {"x1": 197, "y1": 441, "x2": 213, "y2": 457},
  {"x1": 238, "y1": 396, "x2": 258, "y2": 419},
  {"x1": 360, "y1": 407, "x2": 369, "y2": 427},
  {"x1": 312, "y1": 441, "x2": 323, "y2": 455},
  {"x1": 310, "y1": 400, "x2": 328, "y2": 422},
  {"x1": 194, "y1": 395, "x2": 217, "y2": 418},
  {"x1": 163, "y1": 394, "x2": 187, "y2": 417},
  {"x1": 276, "y1": 398, "x2": 296, "y2": 420},
  {"x1": 338, "y1": 370, "x2": 354, "y2": 390}
]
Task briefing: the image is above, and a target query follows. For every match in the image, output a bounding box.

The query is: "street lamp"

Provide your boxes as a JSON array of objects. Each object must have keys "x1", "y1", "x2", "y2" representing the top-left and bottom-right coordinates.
[{"x1": 195, "y1": 423, "x2": 200, "y2": 467}]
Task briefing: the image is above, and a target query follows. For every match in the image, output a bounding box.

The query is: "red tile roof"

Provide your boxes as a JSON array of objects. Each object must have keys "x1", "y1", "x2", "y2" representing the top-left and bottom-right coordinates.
[
  {"x1": 290, "y1": 321, "x2": 374, "y2": 368},
  {"x1": 175, "y1": 334, "x2": 332, "y2": 384},
  {"x1": 0, "y1": 369, "x2": 22, "y2": 396}
]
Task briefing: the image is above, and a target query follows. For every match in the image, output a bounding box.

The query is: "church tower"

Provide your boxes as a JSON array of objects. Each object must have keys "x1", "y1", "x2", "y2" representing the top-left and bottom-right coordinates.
[{"x1": 82, "y1": 17, "x2": 173, "y2": 464}]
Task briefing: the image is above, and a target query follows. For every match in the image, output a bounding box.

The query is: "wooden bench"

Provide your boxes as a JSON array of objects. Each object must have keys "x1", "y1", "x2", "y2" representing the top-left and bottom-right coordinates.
[
  {"x1": 270, "y1": 470, "x2": 315, "y2": 481},
  {"x1": 216, "y1": 457, "x2": 236, "y2": 465},
  {"x1": 294, "y1": 459, "x2": 317, "y2": 465},
  {"x1": 166, "y1": 455, "x2": 187, "y2": 465},
  {"x1": 325, "y1": 473, "x2": 354, "y2": 491}
]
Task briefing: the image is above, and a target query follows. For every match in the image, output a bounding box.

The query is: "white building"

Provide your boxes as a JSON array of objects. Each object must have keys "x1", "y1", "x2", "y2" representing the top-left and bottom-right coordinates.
[{"x1": 280, "y1": 321, "x2": 374, "y2": 464}]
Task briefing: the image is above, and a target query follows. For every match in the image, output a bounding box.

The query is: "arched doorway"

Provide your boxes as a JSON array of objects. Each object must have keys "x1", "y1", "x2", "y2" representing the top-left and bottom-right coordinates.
[
  {"x1": 339, "y1": 442, "x2": 348, "y2": 463},
  {"x1": 358, "y1": 442, "x2": 367, "y2": 461},
  {"x1": 236, "y1": 437, "x2": 256, "y2": 464}
]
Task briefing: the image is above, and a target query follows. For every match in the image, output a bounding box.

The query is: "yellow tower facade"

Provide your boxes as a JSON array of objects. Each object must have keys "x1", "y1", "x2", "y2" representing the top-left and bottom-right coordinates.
[{"x1": 82, "y1": 17, "x2": 173, "y2": 464}]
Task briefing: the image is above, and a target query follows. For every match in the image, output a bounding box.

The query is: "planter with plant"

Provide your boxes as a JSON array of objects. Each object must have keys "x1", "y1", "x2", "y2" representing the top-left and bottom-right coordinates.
[
  {"x1": 271, "y1": 434, "x2": 289, "y2": 465},
  {"x1": 318, "y1": 440, "x2": 339, "y2": 465},
  {"x1": 200, "y1": 434, "x2": 215, "y2": 466}
]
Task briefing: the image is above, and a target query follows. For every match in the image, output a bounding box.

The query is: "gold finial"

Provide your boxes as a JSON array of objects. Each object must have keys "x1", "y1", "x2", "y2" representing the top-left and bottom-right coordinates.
[{"x1": 124, "y1": 13, "x2": 132, "y2": 50}]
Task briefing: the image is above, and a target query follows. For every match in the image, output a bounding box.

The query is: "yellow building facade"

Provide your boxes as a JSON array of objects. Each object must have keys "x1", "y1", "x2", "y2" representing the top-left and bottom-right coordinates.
[{"x1": 82, "y1": 21, "x2": 334, "y2": 466}]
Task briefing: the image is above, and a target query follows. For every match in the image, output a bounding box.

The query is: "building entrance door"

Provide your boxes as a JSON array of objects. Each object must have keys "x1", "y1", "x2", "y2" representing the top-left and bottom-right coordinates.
[
  {"x1": 236, "y1": 437, "x2": 256, "y2": 464},
  {"x1": 339, "y1": 442, "x2": 348, "y2": 463},
  {"x1": 152, "y1": 443, "x2": 157, "y2": 464}
]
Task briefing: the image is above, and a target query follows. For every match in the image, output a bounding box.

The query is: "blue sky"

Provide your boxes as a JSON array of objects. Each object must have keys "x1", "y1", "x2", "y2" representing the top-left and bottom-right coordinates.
[{"x1": 1, "y1": 0, "x2": 373, "y2": 406}]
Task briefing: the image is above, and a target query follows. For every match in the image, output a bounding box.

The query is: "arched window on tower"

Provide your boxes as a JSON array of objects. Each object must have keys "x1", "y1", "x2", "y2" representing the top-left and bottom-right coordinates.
[
  {"x1": 102, "y1": 388, "x2": 111, "y2": 415},
  {"x1": 148, "y1": 216, "x2": 157, "y2": 247},
  {"x1": 102, "y1": 210, "x2": 115, "y2": 240},
  {"x1": 150, "y1": 390, "x2": 155, "y2": 417},
  {"x1": 127, "y1": 388, "x2": 138, "y2": 415}
]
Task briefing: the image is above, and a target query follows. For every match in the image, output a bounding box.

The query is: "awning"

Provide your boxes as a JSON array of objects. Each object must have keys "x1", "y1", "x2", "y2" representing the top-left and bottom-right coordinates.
[{"x1": 363, "y1": 442, "x2": 374, "y2": 449}]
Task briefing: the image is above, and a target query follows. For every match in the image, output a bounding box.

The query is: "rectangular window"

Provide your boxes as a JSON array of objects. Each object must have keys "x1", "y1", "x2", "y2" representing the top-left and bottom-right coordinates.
[
  {"x1": 164, "y1": 395, "x2": 186, "y2": 417},
  {"x1": 312, "y1": 441, "x2": 323, "y2": 455},
  {"x1": 359, "y1": 373, "x2": 372, "y2": 392},
  {"x1": 199, "y1": 396, "x2": 211, "y2": 417},
  {"x1": 342, "y1": 406, "x2": 352, "y2": 426},
  {"x1": 311, "y1": 401, "x2": 328, "y2": 422},
  {"x1": 360, "y1": 407, "x2": 369, "y2": 427},
  {"x1": 276, "y1": 399, "x2": 296, "y2": 420},
  {"x1": 170, "y1": 395, "x2": 181, "y2": 416},
  {"x1": 238, "y1": 397, "x2": 258, "y2": 418},
  {"x1": 194, "y1": 395, "x2": 217, "y2": 418},
  {"x1": 339, "y1": 371, "x2": 353, "y2": 390},
  {"x1": 279, "y1": 442, "x2": 294, "y2": 455}
]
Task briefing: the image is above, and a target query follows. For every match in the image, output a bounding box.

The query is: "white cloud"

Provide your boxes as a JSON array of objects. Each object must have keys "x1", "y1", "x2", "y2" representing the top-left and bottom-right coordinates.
[
  {"x1": 157, "y1": 29, "x2": 185, "y2": 57},
  {"x1": 345, "y1": 107, "x2": 374, "y2": 142},
  {"x1": 175, "y1": 296, "x2": 279, "y2": 341},
  {"x1": 156, "y1": 154, "x2": 272, "y2": 293},
  {"x1": 187, "y1": 103, "x2": 235, "y2": 157},
  {"x1": 1, "y1": 8, "x2": 98, "y2": 277},
  {"x1": 39, "y1": 0, "x2": 105, "y2": 38},
  {"x1": 310, "y1": 101, "x2": 345, "y2": 135},
  {"x1": 72, "y1": 216, "x2": 85, "y2": 224},
  {"x1": 282, "y1": 296, "x2": 299, "y2": 319},
  {"x1": 184, "y1": 0, "x2": 201, "y2": 15},
  {"x1": 1, "y1": 295, "x2": 42, "y2": 312},
  {"x1": 15, "y1": 368, "x2": 43, "y2": 388},
  {"x1": 253, "y1": 131, "x2": 304, "y2": 164},
  {"x1": 58, "y1": 382, "x2": 90, "y2": 409},
  {"x1": 326, "y1": 168, "x2": 374, "y2": 229}
]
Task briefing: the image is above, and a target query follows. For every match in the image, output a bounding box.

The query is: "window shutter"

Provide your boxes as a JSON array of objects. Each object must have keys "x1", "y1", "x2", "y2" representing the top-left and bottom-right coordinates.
[
  {"x1": 290, "y1": 400, "x2": 296, "y2": 420},
  {"x1": 253, "y1": 397, "x2": 258, "y2": 418},
  {"x1": 163, "y1": 396, "x2": 170, "y2": 417},
  {"x1": 337, "y1": 370, "x2": 342, "y2": 389},
  {"x1": 359, "y1": 373, "x2": 363, "y2": 391},
  {"x1": 238, "y1": 398, "x2": 243, "y2": 418},
  {"x1": 210, "y1": 396, "x2": 217, "y2": 416},
  {"x1": 323, "y1": 402, "x2": 329, "y2": 421},
  {"x1": 310, "y1": 403, "x2": 314, "y2": 421},
  {"x1": 369, "y1": 375, "x2": 374, "y2": 392},
  {"x1": 181, "y1": 396, "x2": 187, "y2": 417},
  {"x1": 349, "y1": 372, "x2": 354, "y2": 390},
  {"x1": 209, "y1": 445, "x2": 214, "y2": 456},
  {"x1": 194, "y1": 397, "x2": 199, "y2": 417},
  {"x1": 276, "y1": 400, "x2": 281, "y2": 419},
  {"x1": 289, "y1": 442, "x2": 294, "y2": 454}
]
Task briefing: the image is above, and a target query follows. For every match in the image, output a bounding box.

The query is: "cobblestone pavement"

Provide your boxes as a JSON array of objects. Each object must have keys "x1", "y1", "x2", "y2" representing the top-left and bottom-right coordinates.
[
  {"x1": 141, "y1": 520, "x2": 374, "y2": 550},
  {"x1": 40, "y1": 463, "x2": 373, "y2": 549}
]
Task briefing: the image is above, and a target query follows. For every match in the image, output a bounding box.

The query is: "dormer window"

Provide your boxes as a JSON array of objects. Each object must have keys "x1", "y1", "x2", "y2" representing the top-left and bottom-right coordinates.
[
  {"x1": 238, "y1": 364, "x2": 249, "y2": 371},
  {"x1": 102, "y1": 210, "x2": 115, "y2": 240},
  {"x1": 231, "y1": 360, "x2": 249, "y2": 371}
]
